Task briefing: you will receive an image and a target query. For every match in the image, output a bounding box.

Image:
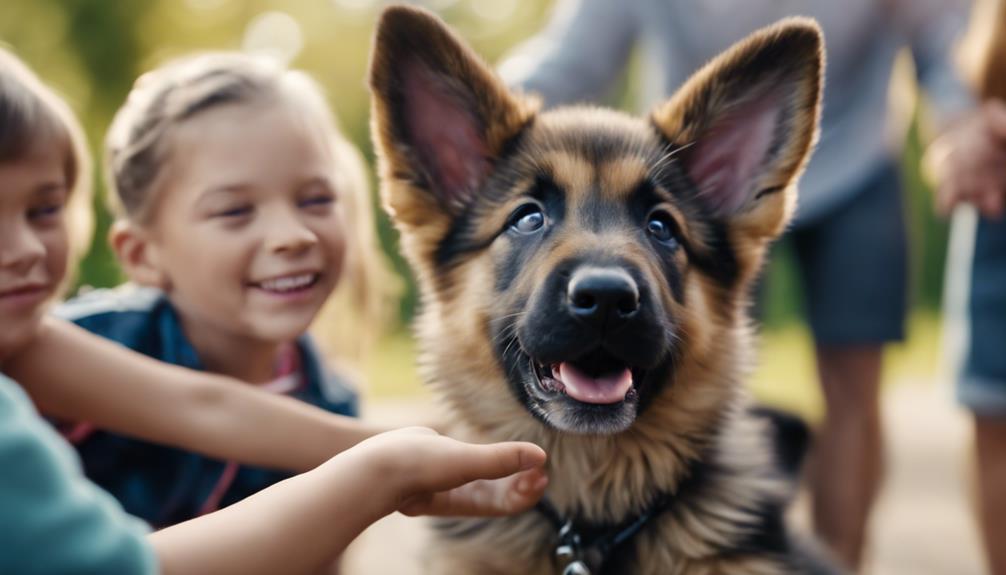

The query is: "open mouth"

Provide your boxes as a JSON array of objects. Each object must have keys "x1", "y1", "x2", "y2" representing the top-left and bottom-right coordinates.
[
  {"x1": 249, "y1": 272, "x2": 321, "y2": 295},
  {"x1": 530, "y1": 349, "x2": 642, "y2": 406}
]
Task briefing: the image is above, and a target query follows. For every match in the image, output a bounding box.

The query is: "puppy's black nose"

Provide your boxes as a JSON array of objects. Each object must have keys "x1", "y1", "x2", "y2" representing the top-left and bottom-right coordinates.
[{"x1": 567, "y1": 267, "x2": 640, "y2": 331}]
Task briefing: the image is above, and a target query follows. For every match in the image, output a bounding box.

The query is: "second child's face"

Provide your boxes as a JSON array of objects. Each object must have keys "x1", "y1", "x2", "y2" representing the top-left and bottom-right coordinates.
[
  {"x1": 0, "y1": 144, "x2": 69, "y2": 360},
  {"x1": 147, "y1": 100, "x2": 347, "y2": 345}
]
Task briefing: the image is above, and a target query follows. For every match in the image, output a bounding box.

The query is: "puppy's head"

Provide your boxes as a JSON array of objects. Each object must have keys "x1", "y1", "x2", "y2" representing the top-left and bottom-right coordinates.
[{"x1": 370, "y1": 6, "x2": 822, "y2": 435}]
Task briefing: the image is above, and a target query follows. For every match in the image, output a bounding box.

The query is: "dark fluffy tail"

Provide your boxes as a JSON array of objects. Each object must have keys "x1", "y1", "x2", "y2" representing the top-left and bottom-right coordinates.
[{"x1": 749, "y1": 405, "x2": 813, "y2": 481}]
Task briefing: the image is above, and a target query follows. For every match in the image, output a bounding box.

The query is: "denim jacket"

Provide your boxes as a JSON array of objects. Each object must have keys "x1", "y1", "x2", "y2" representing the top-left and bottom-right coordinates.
[{"x1": 54, "y1": 285, "x2": 358, "y2": 527}]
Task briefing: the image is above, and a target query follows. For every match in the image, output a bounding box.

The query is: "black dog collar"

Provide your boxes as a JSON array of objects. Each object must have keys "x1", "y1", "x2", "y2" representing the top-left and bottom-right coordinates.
[{"x1": 535, "y1": 494, "x2": 674, "y2": 575}]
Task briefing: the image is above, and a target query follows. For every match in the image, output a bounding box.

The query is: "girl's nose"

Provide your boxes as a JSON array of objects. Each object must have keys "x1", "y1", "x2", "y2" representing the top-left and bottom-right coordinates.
[
  {"x1": 266, "y1": 210, "x2": 318, "y2": 254},
  {"x1": 0, "y1": 220, "x2": 46, "y2": 271}
]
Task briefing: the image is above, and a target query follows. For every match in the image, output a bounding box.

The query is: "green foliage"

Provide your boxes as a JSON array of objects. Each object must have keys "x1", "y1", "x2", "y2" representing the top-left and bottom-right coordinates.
[{"x1": 902, "y1": 113, "x2": 950, "y2": 311}]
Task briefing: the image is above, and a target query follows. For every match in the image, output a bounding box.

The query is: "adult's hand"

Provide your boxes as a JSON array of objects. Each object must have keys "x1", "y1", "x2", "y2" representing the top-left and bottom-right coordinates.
[{"x1": 926, "y1": 99, "x2": 1006, "y2": 219}]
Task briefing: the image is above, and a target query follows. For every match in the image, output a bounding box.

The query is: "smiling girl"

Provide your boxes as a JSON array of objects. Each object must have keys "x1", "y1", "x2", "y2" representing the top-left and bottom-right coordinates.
[{"x1": 55, "y1": 52, "x2": 395, "y2": 526}]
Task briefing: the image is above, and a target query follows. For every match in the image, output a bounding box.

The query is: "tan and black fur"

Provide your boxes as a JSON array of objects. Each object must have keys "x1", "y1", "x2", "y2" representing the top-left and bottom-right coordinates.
[{"x1": 369, "y1": 6, "x2": 838, "y2": 574}]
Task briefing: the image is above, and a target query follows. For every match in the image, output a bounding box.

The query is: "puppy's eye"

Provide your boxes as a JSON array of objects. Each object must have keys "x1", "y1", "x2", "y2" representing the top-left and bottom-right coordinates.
[
  {"x1": 646, "y1": 211, "x2": 679, "y2": 248},
  {"x1": 508, "y1": 204, "x2": 545, "y2": 234}
]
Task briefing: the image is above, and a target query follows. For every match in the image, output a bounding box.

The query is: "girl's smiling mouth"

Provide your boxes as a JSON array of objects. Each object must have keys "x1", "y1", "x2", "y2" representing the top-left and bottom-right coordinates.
[
  {"x1": 0, "y1": 282, "x2": 51, "y2": 310},
  {"x1": 247, "y1": 272, "x2": 322, "y2": 299}
]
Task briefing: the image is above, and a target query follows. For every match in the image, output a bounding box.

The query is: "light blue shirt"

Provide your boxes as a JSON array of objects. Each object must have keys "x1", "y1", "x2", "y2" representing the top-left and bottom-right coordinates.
[
  {"x1": 500, "y1": 0, "x2": 975, "y2": 224},
  {"x1": 0, "y1": 373, "x2": 157, "y2": 574}
]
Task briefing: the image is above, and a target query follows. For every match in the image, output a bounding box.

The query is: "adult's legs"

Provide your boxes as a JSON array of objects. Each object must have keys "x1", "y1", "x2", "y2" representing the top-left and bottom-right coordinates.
[
  {"x1": 810, "y1": 345, "x2": 884, "y2": 570},
  {"x1": 790, "y1": 161, "x2": 907, "y2": 571},
  {"x1": 974, "y1": 416, "x2": 1006, "y2": 575},
  {"x1": 958, "y1": 216, "x2": 1006, "y2": 575}
]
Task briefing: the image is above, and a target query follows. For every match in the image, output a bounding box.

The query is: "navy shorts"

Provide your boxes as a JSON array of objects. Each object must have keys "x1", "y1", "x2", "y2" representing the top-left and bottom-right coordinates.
[
  {"x1": 957, "y1": 216, "x2": 1006, "y2": 416},
  {"x1": 768, "y1": 161, "x2": 909, "y2": 345}
]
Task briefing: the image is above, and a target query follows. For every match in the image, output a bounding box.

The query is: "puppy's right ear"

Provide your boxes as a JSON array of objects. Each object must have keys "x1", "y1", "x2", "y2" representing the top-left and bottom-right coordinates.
[
  {"x1": 368, "y1": 5, "x2": 536, "y2": 230},
  {"x1": 108, "y1": 221, "x2": 168, "y2": 289}
]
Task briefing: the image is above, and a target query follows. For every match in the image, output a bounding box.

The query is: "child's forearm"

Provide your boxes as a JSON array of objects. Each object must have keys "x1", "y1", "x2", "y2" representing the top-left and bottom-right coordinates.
[
  {"x1": 6, "y1": 318, "x2": 389, "y2": 471},
  {"x1": 184, "y1": 380, "x2": 389, "y2": 471},
  {"x1": 151, "y1": 431, "x2": 548, "y2": 575},
  {"x1": 151, "y1": 449, "x2": 393, "y2": 575}
]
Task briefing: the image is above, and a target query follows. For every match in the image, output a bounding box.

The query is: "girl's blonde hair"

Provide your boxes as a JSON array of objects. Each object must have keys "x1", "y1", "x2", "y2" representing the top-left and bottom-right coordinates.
[
  {"x1": 0, "y1": 47, "x2": 94, "y2": 281},
  {"x1": 105, "y1": 52, "x2": 397, "y2": 363},
  {"x1": 959, "y1": 0, "x2": 1006, "y2": 101}
]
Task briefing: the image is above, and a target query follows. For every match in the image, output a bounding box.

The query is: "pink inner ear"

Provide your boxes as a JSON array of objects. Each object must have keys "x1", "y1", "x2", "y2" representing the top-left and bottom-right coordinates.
[
  {"x1": 687, "y1": 95, "x2": 781, "y2": 216},
  {"x1": 404, "y1": 66, "x2": 490, "y2": 208}
]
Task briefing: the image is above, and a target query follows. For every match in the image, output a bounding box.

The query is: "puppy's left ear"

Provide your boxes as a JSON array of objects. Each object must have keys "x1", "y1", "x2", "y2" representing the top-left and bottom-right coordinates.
[{"x1": 651, "y1": 18, "x2": 824, "y2": 239}]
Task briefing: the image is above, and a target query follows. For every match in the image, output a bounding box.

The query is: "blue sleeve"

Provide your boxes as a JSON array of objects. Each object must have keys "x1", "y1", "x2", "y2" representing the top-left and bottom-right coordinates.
[
  {"x1": 0, "y1": 375, "x2": 158, "y2": 575},
  {"x1": 497, "y1": 0, "x2": 639, "y2": 106}
]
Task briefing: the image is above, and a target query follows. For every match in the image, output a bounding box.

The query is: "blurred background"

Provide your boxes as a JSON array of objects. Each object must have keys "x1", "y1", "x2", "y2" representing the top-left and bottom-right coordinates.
[
  {"x1": 5, "y1": 2, "x2": 989, "y2": 572},
  {"x1": 0, "y1": 0, "x2": 949, "y2": 416}
]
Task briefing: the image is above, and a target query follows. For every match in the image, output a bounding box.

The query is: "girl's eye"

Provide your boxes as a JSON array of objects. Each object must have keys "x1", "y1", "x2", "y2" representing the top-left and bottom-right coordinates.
[
  {"x1": 508, "y1": 204, "x2": 545, "y2": 234},
  {"x1": 299, "y1": 195, "x2": 334, "y2": 209},
  {"x1": 27, "y1": 202, "x2": 64, "y2": 222},
  {"x1": 214, "y1": 205, "x2": 253, "y2": 219},
  {"x1": 646, "y1": 211, "x2": 679, "y2": 248}
]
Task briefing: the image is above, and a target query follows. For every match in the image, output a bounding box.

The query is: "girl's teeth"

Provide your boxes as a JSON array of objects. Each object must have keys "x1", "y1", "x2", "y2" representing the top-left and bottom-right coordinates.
[{"x1": 259, "y1": 274, "x2": 315, "y2": 292}]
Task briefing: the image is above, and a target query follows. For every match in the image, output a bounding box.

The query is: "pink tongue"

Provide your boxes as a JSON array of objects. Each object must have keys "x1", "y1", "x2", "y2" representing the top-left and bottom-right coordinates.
[{"x1": 556, "y1": 362, "x2": 633, "y2": 404}]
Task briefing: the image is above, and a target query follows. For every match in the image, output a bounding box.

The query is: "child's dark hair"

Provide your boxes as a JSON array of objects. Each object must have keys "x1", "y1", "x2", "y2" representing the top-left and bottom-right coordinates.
[{"x1": 0, "y1": 46, "x2": 94, "y2": 273}]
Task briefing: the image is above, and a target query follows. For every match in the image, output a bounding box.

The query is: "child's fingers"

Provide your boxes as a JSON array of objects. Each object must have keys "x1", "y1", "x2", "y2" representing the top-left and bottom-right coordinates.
[
  {"x1": 364, "y1": 429, "x2": 547, "y2": 516},
  {"x1": 504, "y1": 467, "x2": 550, "y2": 512},
  {"x1": 399, "y1": 467, "x2": 549, "y2": 517},
  {"x1": 399, "y1": 482, "x2": 495, "y2": 517},
  {"x1": 429, "y1": 440, "x2": 546, "y2": 489}
]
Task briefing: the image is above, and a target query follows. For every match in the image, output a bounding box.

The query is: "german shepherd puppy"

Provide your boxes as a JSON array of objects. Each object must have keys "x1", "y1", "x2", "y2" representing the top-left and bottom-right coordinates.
[{"x1": 369, "y1": 6, "x2": 838, "y2": 574}]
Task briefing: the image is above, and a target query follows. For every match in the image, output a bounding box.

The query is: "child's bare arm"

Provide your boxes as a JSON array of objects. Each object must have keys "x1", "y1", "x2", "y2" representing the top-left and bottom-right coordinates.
[
  {"x1": 5, "y1": 317, "x2": 388, "y2": 471},
  {"x1": 150, "y1": 429, "x2": 547, "y2": 575}
]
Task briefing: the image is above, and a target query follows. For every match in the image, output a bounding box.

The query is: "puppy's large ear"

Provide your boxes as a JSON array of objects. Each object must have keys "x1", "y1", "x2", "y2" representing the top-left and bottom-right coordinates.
[
  {"x1": 651, "y1": 18, "x2": 823, "y2": 239},
  {"x1": 369, "y1": 6, "x2": 536, "y2": 230}
]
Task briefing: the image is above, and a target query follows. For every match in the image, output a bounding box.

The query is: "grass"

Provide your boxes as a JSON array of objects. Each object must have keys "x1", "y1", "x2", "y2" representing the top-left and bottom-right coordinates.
[
  {"x1": 750, "y1": 311, "x2": 945, "y2": 421},
  {"x1": 363, "y1": 312, "x2": 948, "y2": 421}
]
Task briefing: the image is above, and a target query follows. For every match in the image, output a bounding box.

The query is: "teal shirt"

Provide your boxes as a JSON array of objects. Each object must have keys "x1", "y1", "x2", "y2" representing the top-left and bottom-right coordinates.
[{"x1": 0, "y1": 373, "x2": 157, "y2": 574}]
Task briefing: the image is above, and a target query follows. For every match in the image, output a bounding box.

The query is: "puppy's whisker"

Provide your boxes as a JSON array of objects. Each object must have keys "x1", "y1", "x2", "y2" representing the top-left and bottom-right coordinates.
[
  {"x1": 494, "y1": 311, "x2": 528, "y2": 323},
  {"x1": 490, "y1": 321, "x2": 522, "y2": 347},
  {"x1": 650, "y1": 140, "x2": 695, "y2": 181},
  {"x1": 501, "y1": 333, "x2": 521, "y2": 360}
]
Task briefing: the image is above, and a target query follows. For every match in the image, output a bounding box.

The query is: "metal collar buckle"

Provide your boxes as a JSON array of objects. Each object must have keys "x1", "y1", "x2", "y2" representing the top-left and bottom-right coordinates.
[{"x1": 554, "y1": 519, "x2": 592, "y2": 575}]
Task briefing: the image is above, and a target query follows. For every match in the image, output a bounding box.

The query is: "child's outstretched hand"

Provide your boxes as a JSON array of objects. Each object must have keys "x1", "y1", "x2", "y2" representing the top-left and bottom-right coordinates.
[
  {"x1": 346, "y1": 427, "x2": 548, "y2": 518},
  {"x1": 150, "y1": 427, "x2": 547, "y2": 574}
]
